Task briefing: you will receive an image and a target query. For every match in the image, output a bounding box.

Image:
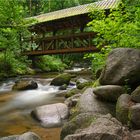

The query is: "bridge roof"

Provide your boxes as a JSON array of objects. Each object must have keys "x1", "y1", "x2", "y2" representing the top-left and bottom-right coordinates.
[
  {"x1": 29, "y1": 0, "x2": 120, "y2": 33},
  {"x1": 31, "y1": 0, "x2": 120, "y2": 23}
]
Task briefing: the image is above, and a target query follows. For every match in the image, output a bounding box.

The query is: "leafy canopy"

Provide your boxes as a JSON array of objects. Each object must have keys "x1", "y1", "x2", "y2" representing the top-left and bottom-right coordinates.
[{"x1": 86, "y1": 0, "x2": 140, "y2": 73}]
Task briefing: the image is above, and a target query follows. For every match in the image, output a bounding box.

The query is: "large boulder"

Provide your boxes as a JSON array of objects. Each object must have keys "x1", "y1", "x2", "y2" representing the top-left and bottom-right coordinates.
[
  {"x1": 61, "y1": 112, "x2": 97, "y2": 140},
  {"x1": 12, "y1": 80, "x2": 38, "y2": 90},
  {"x1": 116, "y1": 94, "x2": 134, "y2": 124},
  {"x1": 99, "y1": 48, "x2": 140, "y2": 86},
  {"x1": 31, "y1": 103, "x2": 69, "y2": 128},
  {"x1": 0, "y1": 132, "x2": 41, "y2": 140},
  {"x1": 129, "y1": 104, "x2": 140, "y2": 129},
  {"x1": 131, "y1": 85, "x2": 140, "y2": 103},
  {"x1": 63, "y1": 114, "x2": 131, "y2": 140},
  {"x1": 93, "y1": 85, "x2": 126, "y2": 102},
  {"x1": 78, "y1": 88, "x2": 115, "y2": 115},
  {"x1": 50, "y1": 73, "x2": 72, "y2": 86}
]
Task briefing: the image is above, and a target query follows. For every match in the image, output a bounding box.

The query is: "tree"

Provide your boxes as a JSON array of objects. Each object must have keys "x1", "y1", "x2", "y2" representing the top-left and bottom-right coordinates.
[
  {"x1": 86, "y1": 0, "x2": 140, "y2": 73},
  {"x1": 88, "y1": 0, "x2": 140, "y2": 48},
  {"x1": 0, "y1": 0, "x2": 31, "y2": 76}
]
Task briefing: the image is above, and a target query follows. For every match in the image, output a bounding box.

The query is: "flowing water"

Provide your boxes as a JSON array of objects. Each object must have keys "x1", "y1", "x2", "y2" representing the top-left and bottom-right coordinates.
[
  {"x1": 0, "y1": 68, "x2": 91, "y2": 139},
  {"x1": 0, "y1": 75, "x2": 74, "y2": 140}
]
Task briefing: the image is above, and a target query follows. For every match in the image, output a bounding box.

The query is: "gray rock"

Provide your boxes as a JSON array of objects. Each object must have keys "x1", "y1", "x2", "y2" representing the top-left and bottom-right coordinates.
[
  {"x1": 31, "y1": 103, "x2": 69, "y2": 128},
  {"x1": 116, "y1": 94, "x2": 133, "y2": 124},
  {"x1": 99, "y1": 48, "x2": 140, "y2": 86},
  {"x1": 64, "y1": 94, "x2": 81, "y2": 108},
  {"x1": 0, "y1": 136, "x2": 19, "y2": 140},
  {"x1": 129, "y1": 104, "x2": 140, "y2": 129},
  {"x1": 65, "y1": 88, "x2": 81, "y2": 98},
  {"x1": 76, "y1": 78, "x2": 88, "y2": 85},
  {"x1": 50, "y1": 73, "x2": 71, "y2": 86},
  {"x1": 131, "y1": 86, "x2": 140, "y2": 103},
  {"x1": 64, "y1": 114, "x2": 131, "y2": 140},
  {"x1": 0, "y1": 132, "x2": 41, "y2": 140},
  {"x1": 76, "y1": 78, "x2": 90, "y2": 89},
  {"x1": 18, "y1": 132, "x2": 41, "y2": 140},
  {"x1": 93, "y1": 85, "x2": 126, "y2": 102},
  {"x1": 78, "y1": 88, "x2": 115, "y2": 115},
  {"x1": 131, "y1": 130, "x2": 140, "y2": 140},
  {"x1": 12, "y1": 80, "x2": 38, "y2": 90},
  {"x1": 61, "y1": 112, "x2": 97, "y2": 140}
]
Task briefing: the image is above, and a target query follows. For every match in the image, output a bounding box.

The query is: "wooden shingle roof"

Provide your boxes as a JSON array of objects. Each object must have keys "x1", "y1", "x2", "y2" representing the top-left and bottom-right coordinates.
[{"x1": 31, "y1": 0, "x2": 120, "y2": 24}]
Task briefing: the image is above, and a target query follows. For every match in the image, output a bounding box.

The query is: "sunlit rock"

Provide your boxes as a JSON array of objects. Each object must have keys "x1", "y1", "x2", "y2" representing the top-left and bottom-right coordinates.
[
  {"x1": 51, "y1": 73, "x2": 72, "y2": 86},
  {"x1": 31, "y1": 103, "x2": 69, "y2": 128}
]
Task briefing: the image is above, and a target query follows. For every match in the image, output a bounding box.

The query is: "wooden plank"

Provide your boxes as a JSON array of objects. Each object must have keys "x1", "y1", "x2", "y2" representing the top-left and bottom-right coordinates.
[{"x1": 23, "y1": 46, "x2": 100, "y2": 56}]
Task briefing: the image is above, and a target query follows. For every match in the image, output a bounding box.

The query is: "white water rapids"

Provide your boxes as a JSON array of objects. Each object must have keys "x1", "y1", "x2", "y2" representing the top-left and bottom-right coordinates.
[{"x1": 0, "y1": 77, "x2": 75, "y2": 114}]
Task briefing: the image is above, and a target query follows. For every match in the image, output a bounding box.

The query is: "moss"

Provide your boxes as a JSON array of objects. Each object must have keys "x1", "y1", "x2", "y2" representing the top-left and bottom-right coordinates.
[
  {"x1": 127, "y1": 111, "x2": 132, "y2": 128},
  {"x1": 77, "y1": 81, "x2": 92, "y2": 90},
  {"x1": 116, "y1": 101, "x2": 129, "y2": 124},
  {"x1": 51, "y1": 73, "x2": 72, "y2": 86},
  {"x1": 61, "y1": 113, "x2": 97, "y2": 140},
  {"x1": 65, "y1": 88, "x2": 81, "y2": 98},
  {"x1": 93, "y1": 79, "x2": 100, "y2": 87}
]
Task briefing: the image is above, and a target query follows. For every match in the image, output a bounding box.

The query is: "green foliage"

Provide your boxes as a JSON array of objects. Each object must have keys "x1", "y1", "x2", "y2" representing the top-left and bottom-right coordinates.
[
  {"x1": 35, "y1": 55, "x2": 67, "y2": 72},
  {"x1": 0, "y1": 0, "x2": 33, "y2": 78},
  {"x1": 88, "y1": 0, "x2": 140, "y2": 48},
  {"x1": 20, "y1": 0, "x2": 98, "y2": 16},
  {"x1": 0, "y1": 52, "x2": 30, "y2": 76},
  {"x1": 84, "y1": 46, "x2": 112, "y2": 73},
  {"x1": 86, "y1": 0, "x2": 140, "y2": 74}
]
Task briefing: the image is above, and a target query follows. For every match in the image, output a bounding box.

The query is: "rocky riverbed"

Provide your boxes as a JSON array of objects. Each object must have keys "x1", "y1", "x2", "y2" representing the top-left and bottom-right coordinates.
[
  {"x1": 1, "y1": 48, "x2": 140, "y2": 140},
  {"x1": 0, "y1": 68, "x2": 92, "y2": 140}
]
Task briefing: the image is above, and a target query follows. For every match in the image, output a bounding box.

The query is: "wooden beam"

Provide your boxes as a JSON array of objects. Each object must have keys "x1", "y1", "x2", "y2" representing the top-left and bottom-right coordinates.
[{"x1": 23, "y1": 47, "x2": 100, "y2": 56}]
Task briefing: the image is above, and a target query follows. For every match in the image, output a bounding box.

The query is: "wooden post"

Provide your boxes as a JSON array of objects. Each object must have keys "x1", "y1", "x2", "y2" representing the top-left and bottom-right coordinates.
[{"x1": 42, "y1": 32, "x2": 45, "y2": 50}]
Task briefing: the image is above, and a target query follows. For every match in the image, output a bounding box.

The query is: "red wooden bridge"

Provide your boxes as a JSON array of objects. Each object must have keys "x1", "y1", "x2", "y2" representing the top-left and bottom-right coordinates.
[{"x1": 23, "y1": 0, "x2": 120, "y2": 56}]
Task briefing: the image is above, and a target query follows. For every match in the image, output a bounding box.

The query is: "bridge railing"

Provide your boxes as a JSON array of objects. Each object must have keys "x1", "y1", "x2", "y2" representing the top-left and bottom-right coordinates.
[{"x1": 23, "y1": 31, "x2": 99, "y2": 55}]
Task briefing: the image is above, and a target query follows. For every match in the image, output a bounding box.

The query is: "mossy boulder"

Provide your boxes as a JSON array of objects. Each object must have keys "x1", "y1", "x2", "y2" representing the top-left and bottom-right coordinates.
[
  {"x1": 131, "y1": 85, "x2": 140, "y2": 103},
  {"x1": 93, "y1": 85, "x2": 126, "y2": 102},
  {"x1": 50, "y1": 73, "x2": 72, "y2": 86},
  {"x1": 60, "y1": 113, "x2": 97, "y2": 140},
  {"x1": 12, "y1": 80, "x2": 38, "y2": 91},
  {"x1": 64, "y1": 114, "x2": 130, "y2": 140},
  {"x1": 77, "y1": 82, "x2": 91, "y2": 90},
  {"x1": 128, "y1": 104, "x2": 140, "y2": 129},
  {"x1": 116, "y1": 94, "x2": 133, "y2": 124},
  {"x1": 76, "y1": 78, "x2": 88, "y2": 89},
  {"x1": 65, "y1": 88, "x2": 81, "y2": 98}
]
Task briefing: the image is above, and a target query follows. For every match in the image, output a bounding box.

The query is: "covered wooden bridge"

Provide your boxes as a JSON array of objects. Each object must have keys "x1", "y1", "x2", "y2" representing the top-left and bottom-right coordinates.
[{"x1": 24, "y1": 0, "x2": 119, "y2": 56}]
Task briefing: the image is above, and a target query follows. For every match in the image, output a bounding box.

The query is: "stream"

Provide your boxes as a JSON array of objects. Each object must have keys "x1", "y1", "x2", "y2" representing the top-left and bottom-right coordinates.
[
  {"x1": 0, "y1": 73, "x2": 75, "y2": 140},
  {"x1": 0, "y1": 68, "x2": 91, "y2": 140}
]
